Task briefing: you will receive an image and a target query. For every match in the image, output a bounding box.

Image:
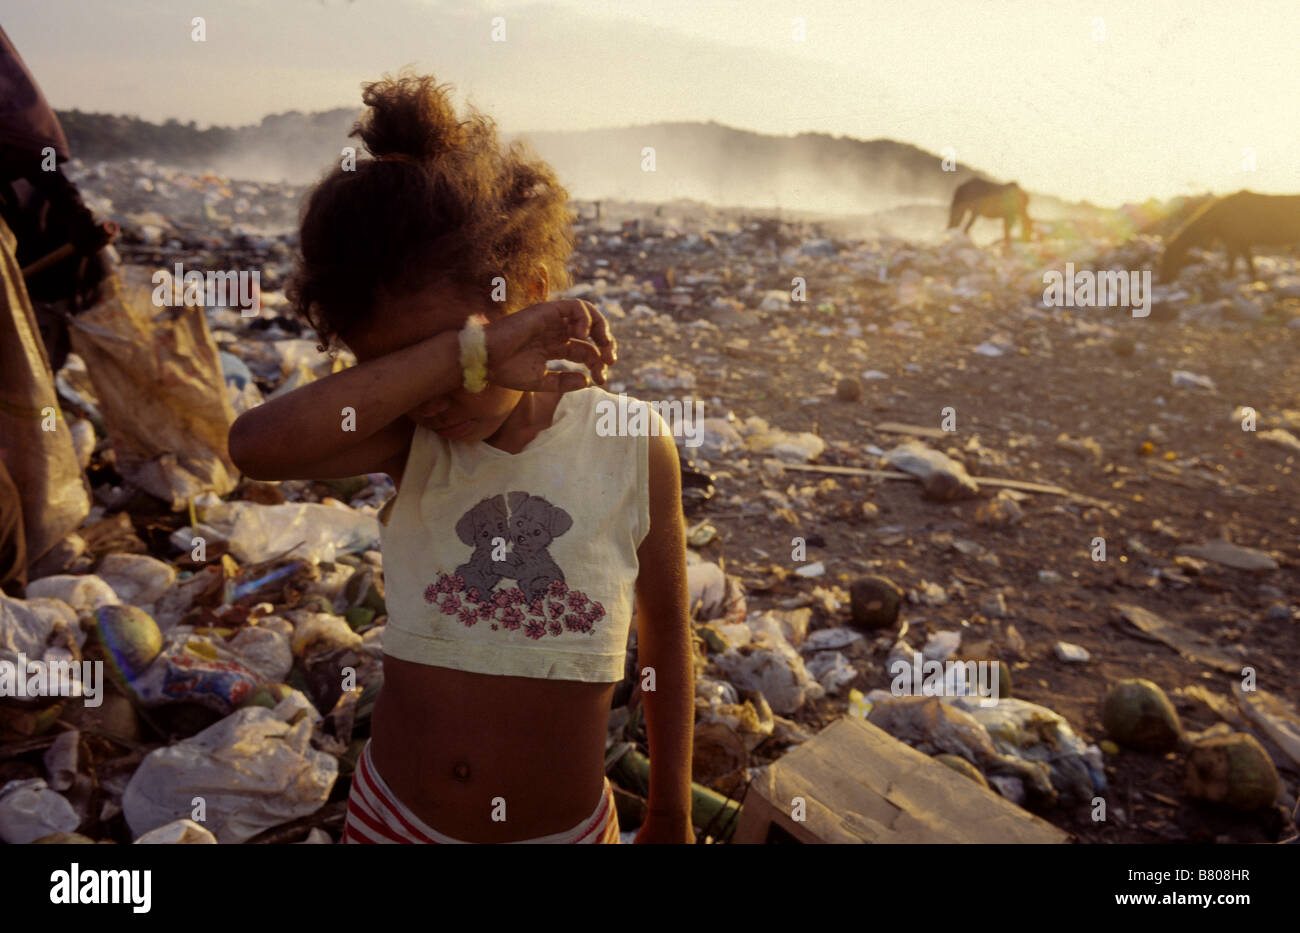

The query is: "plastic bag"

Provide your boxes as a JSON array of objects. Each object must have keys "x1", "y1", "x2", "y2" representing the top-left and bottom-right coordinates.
[
  {"x1": 122, "y1": 699, "x2": 337, "y2": 843},
  {"x1": 66, "y1": 264, "x2": 238, "y2": 508}
]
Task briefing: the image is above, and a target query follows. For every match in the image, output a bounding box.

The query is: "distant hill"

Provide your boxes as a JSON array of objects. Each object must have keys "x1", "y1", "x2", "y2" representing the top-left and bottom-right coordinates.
[
  {"x1": 57, "y1": 109, "x2": 992, "y2": 211},
  {"x1": 58, "y1": 109, "x2": 1184, "y2": 241}
]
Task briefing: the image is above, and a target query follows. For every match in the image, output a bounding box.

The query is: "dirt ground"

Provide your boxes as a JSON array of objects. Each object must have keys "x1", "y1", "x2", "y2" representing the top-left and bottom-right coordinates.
[{"x1": 595, "y1": 234, "x2": 1299, "y2": 843}]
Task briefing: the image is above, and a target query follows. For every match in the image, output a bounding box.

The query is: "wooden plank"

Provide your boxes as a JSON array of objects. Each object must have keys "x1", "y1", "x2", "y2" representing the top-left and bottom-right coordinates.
[
  {"x1": 741, "y1": 715, "x2": 1070, "y2": 844},
  {"x1": 875, "y1": 422, "x2": 948, "y2": 440}
]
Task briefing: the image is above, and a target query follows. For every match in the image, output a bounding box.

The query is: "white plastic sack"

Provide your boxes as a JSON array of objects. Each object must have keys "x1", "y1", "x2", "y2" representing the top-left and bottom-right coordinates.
[
  {"x1": 712, "y1": 632, "x2": 825, "y2": 715},
  {"x1": 199, "y1": 499, "x2": 379, "y2": 564},
  {"x1": 0, "y1": 592, "x2": 84, "y2": 665},
  {"x1": 0, "y1": 778, "x2": 81, "y2": 844},
  {"x1": 96, "y1": 553, "x2": 176, "y2": 612},
  {"x1": 24, "y1": 574, "x2": 120, "y2": 613},
  {"x1": 122, "y1": 699, "x2": 337, "y2": 843}
]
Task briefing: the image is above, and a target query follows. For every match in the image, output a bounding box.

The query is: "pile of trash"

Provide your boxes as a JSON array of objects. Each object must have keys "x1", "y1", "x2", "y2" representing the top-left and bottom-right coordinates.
[
  {"x1": 65, "y1": 156, "x2": 302, "y2": 290},
  {"x1": 4, "y1": 165, "x2": 1299, "y2": 844}
]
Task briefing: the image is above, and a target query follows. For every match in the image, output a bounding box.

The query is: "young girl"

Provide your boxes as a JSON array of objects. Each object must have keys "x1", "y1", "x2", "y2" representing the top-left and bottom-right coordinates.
[{"x1": 228, "y1": 72, "x2": 694, "y2": 844}]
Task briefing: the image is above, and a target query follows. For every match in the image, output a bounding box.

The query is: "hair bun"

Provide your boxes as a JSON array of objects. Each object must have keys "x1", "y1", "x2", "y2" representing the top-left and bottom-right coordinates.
[{"x1": 352, "y1": 70, "x2": 466, "y2": 162}]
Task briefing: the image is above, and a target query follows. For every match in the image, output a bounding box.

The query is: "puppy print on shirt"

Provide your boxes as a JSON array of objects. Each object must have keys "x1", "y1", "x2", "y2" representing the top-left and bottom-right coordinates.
[
  {"x1": 452, "y1": 494, "x2": 509, "y2": 599},
  {"x1": 502, "y1": 490, "x2": 573, "y2": 604},
  {"x1": 427, "y1": 492, "x2": 605, "y2": 640}
]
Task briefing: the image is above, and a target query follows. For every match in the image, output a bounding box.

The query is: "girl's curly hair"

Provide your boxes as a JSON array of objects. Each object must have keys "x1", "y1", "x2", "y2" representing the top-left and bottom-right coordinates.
[{"x1": 286, "y1": 69, "x2": 574, "y2": 353}]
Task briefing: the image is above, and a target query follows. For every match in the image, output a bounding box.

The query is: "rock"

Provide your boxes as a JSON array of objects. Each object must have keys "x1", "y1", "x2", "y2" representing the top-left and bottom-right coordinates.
[
  {"x1": 934, "y1": 753, "x2": 990, "y2": 788},
  {"x1": 32, "y1": 832, "x2": 97, "y2": 844},
  {"x1": 849, "y1": 575, "x2": 903, "y2": 631},
  {"x1": 1054, "y1": 642, "x2": 1091, "y2": 663},
  {"x1": 1055, "y1": 433, "x2": 1103, "y2": 462},
  {"x1": 1102, "y1": 679, "x2": 1182, "y2": 752},
  {"x1": 834, "y1": 377, "x2": 862, "y2": 402},
  {"x1": 914, "y1": 580, "x2": 948, "y2": 606},
  {"x1": 975, "y1": 491, "x2": 1023, "y2": 526},
  {"x1": 1184, "y1": 733, "x2": 1280, "y2": 811},
  {"x1": 1175, "y1": 539, "x2": 1278, "y2": 571},
  {"x1": 1171, "y1": 370, "x2": 1216, "y2": 391},
  {"x1": 980, "y1": 592, "x2": 1008, "y2": 619}
]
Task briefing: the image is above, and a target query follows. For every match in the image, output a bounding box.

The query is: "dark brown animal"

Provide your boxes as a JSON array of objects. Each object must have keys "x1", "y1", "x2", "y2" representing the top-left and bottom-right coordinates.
[
  {"x1": 1160, "y1": 190, "x2": 1300, "y2": 281},
  {"x1": 948, "y1": 179, "x2": 1032, "y2": 244}
]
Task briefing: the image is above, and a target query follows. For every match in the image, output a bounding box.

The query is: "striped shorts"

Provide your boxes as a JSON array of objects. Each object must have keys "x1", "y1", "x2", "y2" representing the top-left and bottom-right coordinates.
[{"x1": 342, "y1": 739, "x2": 620, "y2": 844}]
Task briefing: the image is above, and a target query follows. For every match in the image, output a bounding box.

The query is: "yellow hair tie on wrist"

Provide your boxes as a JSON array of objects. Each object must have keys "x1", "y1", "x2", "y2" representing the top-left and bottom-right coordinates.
[{"x1": 459, "y1": 313, "x2": 488, "y2": 393}]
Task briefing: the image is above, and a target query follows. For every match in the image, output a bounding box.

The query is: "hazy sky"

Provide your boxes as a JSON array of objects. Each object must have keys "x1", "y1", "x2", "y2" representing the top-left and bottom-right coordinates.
[{"x1": 7, "y1": 0, "x2": 1298, "y2": 206}]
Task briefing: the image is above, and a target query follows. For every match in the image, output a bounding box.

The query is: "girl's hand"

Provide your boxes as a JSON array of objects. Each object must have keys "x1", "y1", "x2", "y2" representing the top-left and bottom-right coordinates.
[
  {"x1": 632, "y1": 811, "x2": 695, "y2": 844},
  {"x1": 484, "y1": 299, "x2": 617, "y2": 393}
]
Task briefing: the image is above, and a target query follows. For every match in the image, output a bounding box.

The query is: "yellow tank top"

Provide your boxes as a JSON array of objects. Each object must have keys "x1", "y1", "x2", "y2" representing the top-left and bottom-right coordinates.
[{"x1": 377, "y1": 387, "x2": 653, "y2": 682}]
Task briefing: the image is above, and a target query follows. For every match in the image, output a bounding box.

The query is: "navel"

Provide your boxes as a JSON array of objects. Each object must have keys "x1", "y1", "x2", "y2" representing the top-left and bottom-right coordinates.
[{"x1": 453, "y1": 761, "x2": 471, "y2": 782}]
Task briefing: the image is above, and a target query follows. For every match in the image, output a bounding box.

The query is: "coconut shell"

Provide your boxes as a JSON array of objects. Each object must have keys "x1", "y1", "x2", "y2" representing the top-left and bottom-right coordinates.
[{"x1": 1102, "y1": 678, "x2": 1182, "y2": 752}]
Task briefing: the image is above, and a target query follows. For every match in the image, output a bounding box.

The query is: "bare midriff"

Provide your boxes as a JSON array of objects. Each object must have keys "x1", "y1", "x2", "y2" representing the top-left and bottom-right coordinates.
[{"x1": 369, "y1": 655, "x2": 616, "y2": 842}]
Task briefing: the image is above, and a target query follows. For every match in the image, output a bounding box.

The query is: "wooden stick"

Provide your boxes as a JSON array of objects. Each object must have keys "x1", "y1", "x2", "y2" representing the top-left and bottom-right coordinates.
[{"x1": 776, "y1": 461, "x2": 1073, "y2": 496}]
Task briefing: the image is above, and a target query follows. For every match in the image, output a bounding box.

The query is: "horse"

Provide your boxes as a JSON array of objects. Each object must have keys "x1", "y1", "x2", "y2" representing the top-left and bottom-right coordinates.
[
  {"x1": 1159, "y1": 190, "x2": 1300, "y2": 282},
  {"x1": 948, "y1": 179, "x2": 1032, "y2": 244}
]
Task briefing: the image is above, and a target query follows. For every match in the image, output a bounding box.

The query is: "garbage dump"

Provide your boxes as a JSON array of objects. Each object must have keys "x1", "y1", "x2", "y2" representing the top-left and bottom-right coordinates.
[{"x1": 0, "y1": 146, "x2": 1297, "y2": 849}]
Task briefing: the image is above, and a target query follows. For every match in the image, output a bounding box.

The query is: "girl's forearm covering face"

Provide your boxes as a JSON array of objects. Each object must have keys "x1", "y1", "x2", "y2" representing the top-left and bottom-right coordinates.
[{"x1": 228, "y1": 328, "x2": 462, "y2": 479}]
